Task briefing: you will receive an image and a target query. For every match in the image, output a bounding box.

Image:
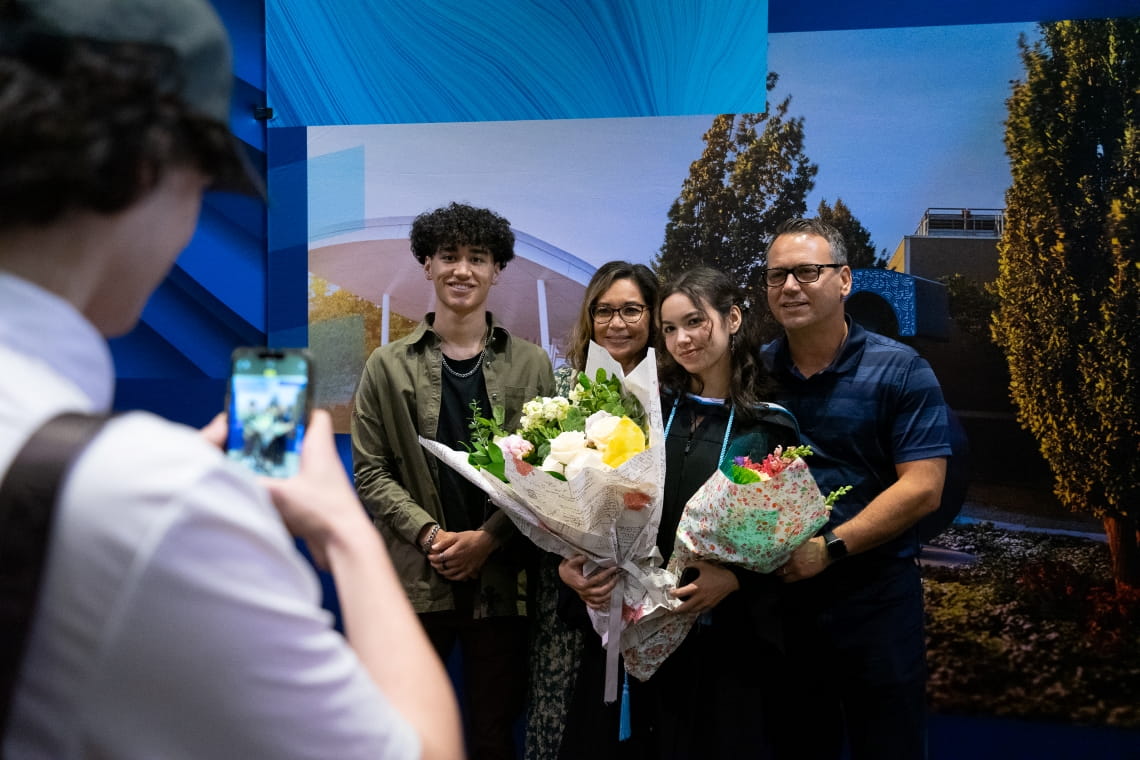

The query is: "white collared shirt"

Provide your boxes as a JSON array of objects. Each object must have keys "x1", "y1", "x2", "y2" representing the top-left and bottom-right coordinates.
[{"x1": 0, "y1": 273, "x2": 418, "y2": 759}]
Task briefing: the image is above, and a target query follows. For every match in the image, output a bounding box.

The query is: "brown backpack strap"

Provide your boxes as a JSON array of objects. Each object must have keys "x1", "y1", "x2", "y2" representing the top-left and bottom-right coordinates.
[{"x1": 0, "y1": 412, "x2": 109, "y2": 736}]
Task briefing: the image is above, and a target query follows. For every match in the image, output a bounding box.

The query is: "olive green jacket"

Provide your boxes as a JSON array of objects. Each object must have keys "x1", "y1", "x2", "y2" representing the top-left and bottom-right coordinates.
[{"x1": 351, "y1": 313, "x2": 554, "y2": 615}]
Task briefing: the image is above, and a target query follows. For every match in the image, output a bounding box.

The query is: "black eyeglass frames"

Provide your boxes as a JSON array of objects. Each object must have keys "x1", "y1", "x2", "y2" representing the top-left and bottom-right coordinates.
[
  {"x1": 591, "y1": 304, "x2": 648, "y2": 324},
  {"x1": 762, "y1": 263, "x2": 844, "y2": 287}
]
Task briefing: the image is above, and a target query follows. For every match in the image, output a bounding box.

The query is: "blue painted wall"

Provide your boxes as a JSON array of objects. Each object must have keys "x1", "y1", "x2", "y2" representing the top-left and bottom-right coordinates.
[{"x1": 109, "y1": 0, "x2": 268, "y2": 426}]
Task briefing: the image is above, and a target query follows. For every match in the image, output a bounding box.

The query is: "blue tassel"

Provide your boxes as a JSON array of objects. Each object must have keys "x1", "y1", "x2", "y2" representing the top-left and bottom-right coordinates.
[{"x1": 618, "y1": 670, "x2": 631, "y2": 741}]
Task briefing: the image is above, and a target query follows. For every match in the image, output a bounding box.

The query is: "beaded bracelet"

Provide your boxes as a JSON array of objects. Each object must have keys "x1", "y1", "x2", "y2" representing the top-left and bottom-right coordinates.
[{"x1": 422, "y1": 524, "x2": 440, "y2": 555}]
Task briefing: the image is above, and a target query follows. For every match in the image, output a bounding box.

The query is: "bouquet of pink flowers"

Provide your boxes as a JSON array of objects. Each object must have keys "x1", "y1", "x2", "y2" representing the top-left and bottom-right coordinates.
[
  {"x1": 624, "y1": 439, "x2": 849, "y2": 680},
  {"x1": 672, "y1": 444, "x2": 850, "y2": 575}
]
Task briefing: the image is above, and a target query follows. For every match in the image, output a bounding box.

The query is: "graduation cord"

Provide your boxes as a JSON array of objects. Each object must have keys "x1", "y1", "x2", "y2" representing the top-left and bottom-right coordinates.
[
  {"x1": 621, "y1": 398, "x2": 736, "y2": 740},
  {"x1": 664, "y1": 395, "x2": 736, "y2": 465}
]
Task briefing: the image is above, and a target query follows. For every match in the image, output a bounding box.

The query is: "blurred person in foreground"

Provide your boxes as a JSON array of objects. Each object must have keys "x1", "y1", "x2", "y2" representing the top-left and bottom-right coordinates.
[
  {"x1": 0, "y1": 0, "x2": 461, "y2": 757},
  {"x1": 762, "y1": 217, "x2": 951, "y2": 760}
]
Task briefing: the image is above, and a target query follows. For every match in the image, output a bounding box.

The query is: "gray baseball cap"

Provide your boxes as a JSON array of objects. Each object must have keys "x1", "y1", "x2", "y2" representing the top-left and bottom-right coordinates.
[{"x1": 5, "y1": 0, "x2": 264, "y2": 197}]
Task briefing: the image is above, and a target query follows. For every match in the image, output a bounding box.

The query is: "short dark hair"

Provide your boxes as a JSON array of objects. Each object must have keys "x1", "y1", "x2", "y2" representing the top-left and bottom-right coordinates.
[
  {"x1": 657, "y1": 266, "x2": 777, "y2": 421},
  {"x1": 0, "y1": 30, "x2": 235, "y2": 227},
  {"x1": 564, "y1": 261, "x2": 659, "y2": 371},
  {"x1": 766, "y1": 218, "x2": 848, "y2": 265},
  {"x1": 408, "y1": 203, "x2": 516, "y2": 268}
]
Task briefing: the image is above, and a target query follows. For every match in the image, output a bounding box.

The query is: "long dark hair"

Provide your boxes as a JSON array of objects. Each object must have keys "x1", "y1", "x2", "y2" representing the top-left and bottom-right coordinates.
[
  {"x1": 656, "y1": 266, "x2": 777, "y2": 422},
  {"x1": 564, "y1": 261, "x2": 659, "y2": 370}
]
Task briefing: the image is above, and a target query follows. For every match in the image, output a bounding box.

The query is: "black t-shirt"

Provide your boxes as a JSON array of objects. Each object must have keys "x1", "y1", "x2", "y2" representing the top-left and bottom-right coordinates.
[{"x1": 436, "y1": 353, "x2": 493, "y2": 533}]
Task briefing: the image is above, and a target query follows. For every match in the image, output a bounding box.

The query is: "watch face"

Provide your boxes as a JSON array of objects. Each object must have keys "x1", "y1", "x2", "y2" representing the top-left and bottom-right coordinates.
[{"x1": 825, "y1": 532, "x2": 847, "y2": 560}]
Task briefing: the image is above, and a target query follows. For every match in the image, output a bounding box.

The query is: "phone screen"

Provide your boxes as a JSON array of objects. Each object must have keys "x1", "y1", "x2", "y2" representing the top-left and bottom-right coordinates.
[{"x1": 226, "y1": 349, "x2": 311, "y2": 477}]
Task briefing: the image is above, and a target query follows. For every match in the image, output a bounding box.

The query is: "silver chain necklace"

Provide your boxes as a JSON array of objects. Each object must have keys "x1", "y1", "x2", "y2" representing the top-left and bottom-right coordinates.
[{"x1": 441, "y1": 348, "x2": 486, "y2": 379}]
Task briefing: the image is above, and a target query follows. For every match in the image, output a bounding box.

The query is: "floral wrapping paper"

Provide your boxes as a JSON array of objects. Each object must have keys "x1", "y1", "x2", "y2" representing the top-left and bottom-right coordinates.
[
  {"x1": 672, "y1": 456, "x2": 831, "y2": 574},
  {"x1": 623, "y1": 455, "x2": 831, "y2": 681}
]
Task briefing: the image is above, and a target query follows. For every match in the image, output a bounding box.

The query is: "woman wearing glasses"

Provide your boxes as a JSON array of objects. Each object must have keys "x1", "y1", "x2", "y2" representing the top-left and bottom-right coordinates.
[
  {"x1": 526, "y1": 261, "x2": 659, "y2": 760},
  {"x1": 561, "y1": 266, "x2": 801, "y2": 759}
]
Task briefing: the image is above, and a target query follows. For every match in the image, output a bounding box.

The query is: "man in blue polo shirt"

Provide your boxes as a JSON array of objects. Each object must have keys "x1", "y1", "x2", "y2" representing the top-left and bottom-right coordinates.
[{"x1": 760, "y1": 217, "x2": 951, "y2": 760}]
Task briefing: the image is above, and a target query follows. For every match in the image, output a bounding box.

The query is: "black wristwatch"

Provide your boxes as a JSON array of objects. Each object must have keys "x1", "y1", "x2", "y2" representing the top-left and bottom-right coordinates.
[{"x1": 822, "y1": 530, "x2": 848, "y2": 561}]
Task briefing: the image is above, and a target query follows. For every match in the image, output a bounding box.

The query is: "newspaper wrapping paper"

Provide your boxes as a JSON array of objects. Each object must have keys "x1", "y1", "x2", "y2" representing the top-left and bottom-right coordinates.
[
  {"x1": 622, "y1": 456, "x2": 831, "y2": 681},
  {"x1": 419, "y1": 342, "x2": 677, "y2": 702}
]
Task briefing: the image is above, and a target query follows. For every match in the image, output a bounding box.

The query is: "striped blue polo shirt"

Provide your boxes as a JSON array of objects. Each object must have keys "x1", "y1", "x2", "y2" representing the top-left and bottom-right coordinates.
[{"x1": 760, "y1": 318, "x2": 952, "y2": 559}]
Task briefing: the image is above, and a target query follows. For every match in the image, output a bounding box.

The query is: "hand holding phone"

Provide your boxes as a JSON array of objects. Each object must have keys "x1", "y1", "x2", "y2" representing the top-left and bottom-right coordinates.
[{"x1": 225, "y1": 348, "x2": 313, "y2": 477}]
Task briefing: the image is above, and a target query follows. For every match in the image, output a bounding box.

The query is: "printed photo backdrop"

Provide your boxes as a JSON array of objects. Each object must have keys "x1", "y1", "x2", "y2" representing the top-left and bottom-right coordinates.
[{"x1": 267, "y1": 0, "x2": 1139, "y2": 751}]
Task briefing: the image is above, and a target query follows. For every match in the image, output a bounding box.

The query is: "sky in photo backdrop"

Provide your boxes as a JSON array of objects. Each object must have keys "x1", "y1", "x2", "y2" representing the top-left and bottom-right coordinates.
[{"x1": 308, "y1": 21, "x2": 1037, "y2": 267}]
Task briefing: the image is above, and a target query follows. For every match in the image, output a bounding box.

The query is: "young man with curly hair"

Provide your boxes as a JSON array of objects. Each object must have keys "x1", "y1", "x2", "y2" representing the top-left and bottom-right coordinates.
[
  {"x1": 352, "y1": 202, "x2": 554, "y2": 760},
  {"x1": 0, "y1": 1, "x2": 461, "y2": 757}
]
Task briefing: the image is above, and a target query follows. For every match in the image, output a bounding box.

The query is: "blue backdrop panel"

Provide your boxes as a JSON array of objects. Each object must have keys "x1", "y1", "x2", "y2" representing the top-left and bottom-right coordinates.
[
  {"x1": 109, "y1": 0, "x2": 267, "y2": 426},
  {"x1": 267, "y1": 126, "x2": 310, "y2": 349},
  {"x1": 769, "y1": 0, "x2": 1140, "y2": 32},
  {"x1": 266, "y1": 0, "x2": 770, "y2": 126}
]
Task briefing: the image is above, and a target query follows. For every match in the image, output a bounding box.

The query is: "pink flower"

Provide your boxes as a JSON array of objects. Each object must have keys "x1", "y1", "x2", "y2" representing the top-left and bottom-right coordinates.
[{"x1": 496, "y1": 434, "x2": 534, "y2": 461}]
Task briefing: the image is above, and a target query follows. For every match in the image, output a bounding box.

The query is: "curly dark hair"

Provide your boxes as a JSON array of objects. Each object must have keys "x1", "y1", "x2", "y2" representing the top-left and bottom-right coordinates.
[
  {"x1": 564, "y1": 261, "x2": 659, "y2": 371},
  {"x1": 0, "y1": 22, "x2": 235, "y2": 227},
  {"x1": 408, "y1": 202, "x2": 516, "y2": 267},
  {"x1": 656, "y1": 266, "x2": 777, "y2": 422}
]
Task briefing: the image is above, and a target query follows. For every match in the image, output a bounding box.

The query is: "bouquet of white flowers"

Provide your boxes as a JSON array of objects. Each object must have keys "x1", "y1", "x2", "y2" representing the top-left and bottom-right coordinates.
[{"x1": 420, "y1": 342, "x2": 676, "y2": 702}]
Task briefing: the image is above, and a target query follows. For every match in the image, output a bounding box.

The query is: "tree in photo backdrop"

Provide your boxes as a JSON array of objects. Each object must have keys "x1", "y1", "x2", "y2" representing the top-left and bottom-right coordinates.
[
  {"x1": 940, "y1": 273, "x2": 1000, "y2": 340},
  {"x1": 309, "y1": 275, "x2": 419, "y2": 431},
  {"x1": 816, "y1": 198, "x2": 889, "y2": 269},
  {"x1": 655, "y1": 73, "x2": 817, "y2": 299},
  {"x1": 993, "y1": 17, "x2": 1140, "y2": 589}
]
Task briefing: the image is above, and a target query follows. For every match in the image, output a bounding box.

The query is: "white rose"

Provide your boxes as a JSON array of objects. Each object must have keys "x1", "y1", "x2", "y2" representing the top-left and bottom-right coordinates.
[
  {"x1": 548, "y1": 430, "x2": 588, "y2": 465},
  {"x1": 564, "y1": 448, "x2": 609, "y2": 480},
  {"x1": 541, "y1": 454, "x2": 566, "y2": 475},
  {"x1": 584, "y1": 411, "x2": 621, "y2": 450}
]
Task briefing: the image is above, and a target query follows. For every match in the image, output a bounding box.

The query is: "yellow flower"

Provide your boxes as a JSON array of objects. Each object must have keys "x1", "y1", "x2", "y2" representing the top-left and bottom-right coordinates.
[{"x1": 600, "y1": 417, "x2": 646, "y2": 468}]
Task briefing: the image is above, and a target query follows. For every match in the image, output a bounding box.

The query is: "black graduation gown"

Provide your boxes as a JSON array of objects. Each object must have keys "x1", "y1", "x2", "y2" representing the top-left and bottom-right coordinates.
[{"x1": 559, "y1": 392, "x2": 800, "y2": 760}]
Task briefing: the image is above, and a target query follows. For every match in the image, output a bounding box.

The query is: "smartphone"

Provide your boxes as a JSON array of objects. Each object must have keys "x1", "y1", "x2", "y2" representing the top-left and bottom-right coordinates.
[{"x1": 225, "y1": 348, "x2": 313, "y2": 477}]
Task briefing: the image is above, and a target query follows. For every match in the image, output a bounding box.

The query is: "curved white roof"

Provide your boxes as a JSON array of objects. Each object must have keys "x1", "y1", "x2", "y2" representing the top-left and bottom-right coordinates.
[{"x1": 310, "y1": 216, "x2": 594, "y2": 359}]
